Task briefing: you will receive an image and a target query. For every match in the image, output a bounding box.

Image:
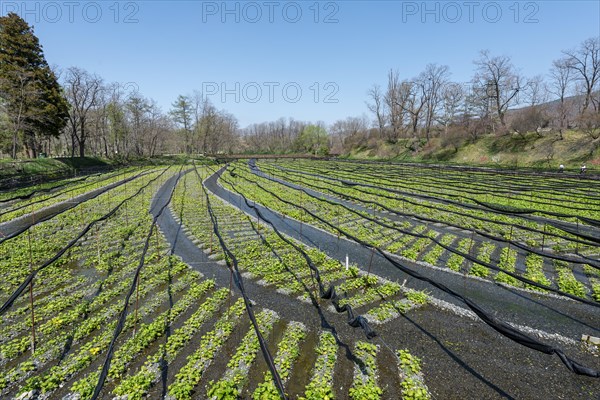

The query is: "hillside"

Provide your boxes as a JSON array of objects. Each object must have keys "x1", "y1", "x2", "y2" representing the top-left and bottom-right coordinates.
[{"x1": 344, "y1": 129, "x2": 600, "y2": 172}]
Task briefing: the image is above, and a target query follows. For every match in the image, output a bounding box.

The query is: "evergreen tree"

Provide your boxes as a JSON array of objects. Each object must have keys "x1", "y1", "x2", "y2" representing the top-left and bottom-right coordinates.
[{"x1": 0, "y1": 12, "x2": 68, "y2": 158}]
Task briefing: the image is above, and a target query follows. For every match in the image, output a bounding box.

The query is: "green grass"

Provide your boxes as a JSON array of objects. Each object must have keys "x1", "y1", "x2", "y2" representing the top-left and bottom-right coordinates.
[
  {"x1": 0, "y1": 157, "x2": 110, "y2": 179},
  {"x1": 345, "y1": 130, "x2": 600, "y2": 172}
]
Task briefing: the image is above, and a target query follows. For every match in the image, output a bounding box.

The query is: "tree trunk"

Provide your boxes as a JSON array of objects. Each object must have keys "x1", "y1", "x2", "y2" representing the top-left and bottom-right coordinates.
[
  {"x1": 24, "y1": 134, "x2": 37, "y2": 159},
  {"x1": 103, "y1": 137, "x2": 108, "y2": 157},
  {"x1": 499, "y1": 112, "x2": 506, "y2": 129},
  {"x1": 70, "y1": 131, "x2": 76, "y2": 158},
  {"x1": 79, "y1": 120, "x2": 86, "y2": 157},
  {"x1": 12, "y1": 132, "x2": 18, "y2": 159}
]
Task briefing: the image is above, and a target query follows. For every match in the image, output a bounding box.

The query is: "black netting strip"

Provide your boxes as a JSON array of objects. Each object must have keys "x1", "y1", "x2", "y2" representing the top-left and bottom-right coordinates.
[
  {"x1": 0, "y1": 169, "x2": 153, "y2": 245},
  {"x1": 244, "y1": 165, "x2": 600, "y2": 279},
  {"x1": 261, "y1": 164, "x2": 598, "y2": 249},
  {"x1": 215, "y1": 165, "x2": 599, "y2": 378},
  {"x1": 264, "y1": 162, "x2": 600, "y2": 251},
  {"x1": 195, "y1": 166, "x2": 287, "y2": 400},
  {"x1": 91, "y1": 166, "x2": 182, "y2": 400},
  {"x1": 0, "y1": 167, "x2": 170, "y2": 315},
  {"x1": 219, "y1": 167, "x2": 377, "y2": 340}
]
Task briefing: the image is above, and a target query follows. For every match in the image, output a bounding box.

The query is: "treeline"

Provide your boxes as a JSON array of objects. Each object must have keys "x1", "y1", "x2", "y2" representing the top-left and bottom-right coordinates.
[
  {"x1": 245, "y1": 37, "x2": 600, "y2": 155},
  {"x1": 1, "y1": 11, "x2": 598, "y2": 159},
  {"x1": 60, "y1": 68, "x2": 171, "y2": 159},
  {"x1": 0, "y1": 13, "x2": 239, "y2": 159},
  {"x1": 357, "y1": 38, "x2": 600, "y2": 148}
]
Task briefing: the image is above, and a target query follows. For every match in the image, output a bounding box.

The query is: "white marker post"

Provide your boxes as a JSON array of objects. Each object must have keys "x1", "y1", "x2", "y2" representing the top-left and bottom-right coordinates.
[{"x1": 345, "y1": 254, "x2": 349, "y2": 271}]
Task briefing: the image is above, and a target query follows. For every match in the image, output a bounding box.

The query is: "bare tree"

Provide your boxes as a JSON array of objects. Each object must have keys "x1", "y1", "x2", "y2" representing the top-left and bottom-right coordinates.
[
  {"x1": 126, "y1": 95, "x2": 150, "y2": 156},
  {"x1": 384, "y1": 70, "x2": 404, "y2": 141},
  {"x1": 563, "y1": 37, "x2": 600, "y2": 114},
  {"x1": 87, "y1": 89, "x2": 108, "y2": 156},
  {"x1": 329, "y1": 116, "x2": 369, "y2": 153},
  {"x1": 64, "y1": 67, "x2": 104, "y2": 157},
  {"x1": 197, "y1": 99, "x2": 219, "y2": 154},
  {"x1": 549, "y1": 58, "x2": 574, "y2": 137},
  {"x1": 473, "y1": 50, "x2": 523, "y2": 132},
  {"x1": 366, "y1": 84, "x2": 386, "y2": 138},
  {"x1": 420, "y1": 63, "x2": 451, "y2": 140},
  {"x1": 524, "y1": 74, "x2": 548, "y2": 106},
  {"x1": 399, "y1": 79, "x2": 426, "y2": 138},
  {"x1": 437, "y1": 82, "x2": 464, "y2": 134},
  {"x1": 142, "y1": 100, "x2": 172, "y2": 156},
  {"x1": 215, "y1": 111, "x2": 239, "y2": 154},
  {"x1": 578, "y1": 109, "x2": 600, "y2": 140}
]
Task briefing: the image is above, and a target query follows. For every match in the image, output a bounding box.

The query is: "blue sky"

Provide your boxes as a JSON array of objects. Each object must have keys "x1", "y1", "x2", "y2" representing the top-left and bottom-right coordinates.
[{"x1": 2, "y1": 1, "x2": 599, "y2": 127}]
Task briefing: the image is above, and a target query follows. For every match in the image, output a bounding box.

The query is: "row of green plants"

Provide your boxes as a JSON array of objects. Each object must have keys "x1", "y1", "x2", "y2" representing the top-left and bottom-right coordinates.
[
  {"x1": 300, "y1": 331, "x2": 337, "y2": 400},
  {"x1": 269, "y1": 159, "x2": 600, "y2": 220},
  {"x1": 252, "y1": 321, "x2": 307, "y2": 399},
  {"x1": 0, "y1": 168, "x2": 178, "y2": 396},
  {"x1": 259, "y1": 161, "x2": 587, "y2": 256},
  {"x1": 206, "y1": 309, "x2": 279, "y2": 399},
  {"x1": 397, "y1": 349, "x2": 430, "y2": 400},
  {"x1": 0, "y1": 167, "x2": 147, "y2": 223},
  {"x1": 365, "y1": 288, "x2": 429, "y2": 324},
  {"x1": 72, "y1": 282, "x2": 228, "y2": 399},
  {"x1": 240, "y1": 162, "x2": 597, "y2": 301},
  {"x1": 348, "y1": 341, "x2": 382, "y2": 399}
]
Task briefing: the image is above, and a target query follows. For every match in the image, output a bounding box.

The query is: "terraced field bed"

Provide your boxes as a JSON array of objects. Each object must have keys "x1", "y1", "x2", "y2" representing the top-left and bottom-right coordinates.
[{"x1": 0, "y1": 160, "x2": 598, "y2": 399}]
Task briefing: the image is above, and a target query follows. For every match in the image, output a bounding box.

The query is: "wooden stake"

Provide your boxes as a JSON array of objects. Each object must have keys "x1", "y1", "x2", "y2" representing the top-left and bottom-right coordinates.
[
  {"x1": 541, "y1": 224, "x2": 546, "y2": 251},
  {"x1": 228, "y1": 269, "x2": 233, "y2": 318},
  {"x1": 96, "y1": 227, "x2": 101, "y2": 266},
  {"x1": 155, "y1": 224, "x2": 161, "y2": 261},
  {"x1": 576, "y1": 220, "x2": 580, "y2": 254},
  {"x1": 28, "y1": 207, "x2": 37, "y2": 353},
  {"x1": 133, "y1": 272, "x2": 141, "y2": 336},
  {"x1": 367, "y1": 247, "x2": 375, "y2": 278},
  {"x1": 27, "y1": 229, "x2": 36, "y2": 354}
]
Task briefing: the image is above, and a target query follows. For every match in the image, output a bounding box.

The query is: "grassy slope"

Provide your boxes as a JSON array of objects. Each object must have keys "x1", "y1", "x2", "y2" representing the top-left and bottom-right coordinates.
[
  {"x1": 0, "y1": 157, "x2": 112, "y2": 178},
  {"x1": 346, "y1": 130, "x2": 600, "y2": 172},
  {"x1": 0, "y1": 155, "x2": 204, "y2": 183}
]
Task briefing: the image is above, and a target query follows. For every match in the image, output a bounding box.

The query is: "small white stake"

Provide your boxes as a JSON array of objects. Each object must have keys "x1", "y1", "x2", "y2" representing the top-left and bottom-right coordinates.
[{"x1": 346, "y1": 254, "x2": 349, "y2": 271}]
